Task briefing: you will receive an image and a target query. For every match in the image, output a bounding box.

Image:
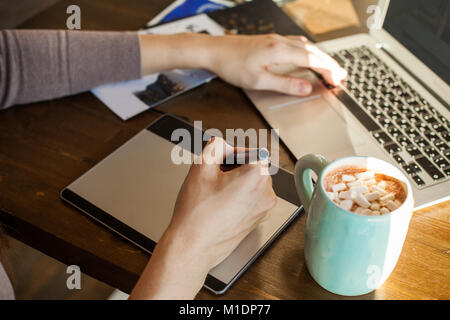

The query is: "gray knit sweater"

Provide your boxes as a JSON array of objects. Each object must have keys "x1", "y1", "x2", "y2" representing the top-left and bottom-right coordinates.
[{"x1": 0, "y1": 29, "x2": 141, "y2": 299}]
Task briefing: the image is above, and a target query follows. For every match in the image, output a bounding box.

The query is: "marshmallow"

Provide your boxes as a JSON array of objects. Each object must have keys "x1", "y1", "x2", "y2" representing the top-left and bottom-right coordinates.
[
  {"x1": 355, "y1": 207, "x2": 366, "y2": 214},
  {"x1": 370, "y1": 203, "x2": 380, "y2": 210},
  {"x1": 365, "y1": 178, "x2": 376, "y2": 185},
  {"x1": 354, "y1": 193, "x2": 371, "y2": 208},
  {"x1": 342, "y1": 174, "x2": 355, "y2": 182},
  {"x1": 331, "y1": 183, "x2": 346, "y2": 193},
  {"x1": 371, "y1": 210, "x2": 380, "y2": 215},
  {"x1": 326, "y1": 192, "x2": 337, "y2": 201},
  {"x1": 350, "y1": 185, "x2": 369, "y2": 194},
  {"x1": 380, "y1": 207, "x2": 390, "y2": 215},
  {"x1": 339, "y1": 199, "x2": 353, "y2": 211},
  {"x1": 356, "y1": 171, "x2": 375, "y2": 180},
  {"x1": 372, "y1": 185, "x2": 387, "y2": 195},
  {"x1": 386, "y1": 200, "x2": 401, "y2": 211},
  {"x1": 361, "y1": 208, "x2": 373, "y2": 215},
  {"x1": 365, "y1": 191, "x2": 381, "y2": 202},
  {"x1": 338, "y1": 190, "x2": 355, "y2": 200},
  {"x1": 380, "y1": 193, "x2": 395, "y2": 202},
  {"x1": 347, "y1": 180, "x2": 363, "y2": 188},
  {"x1": 378, "y1": 181, "x2": 387, "y2": 188}
]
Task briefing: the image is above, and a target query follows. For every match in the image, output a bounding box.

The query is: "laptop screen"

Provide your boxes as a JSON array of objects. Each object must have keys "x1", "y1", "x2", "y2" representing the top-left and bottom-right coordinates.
[{"x1": 383, "y1": 0, "x2": 450, "y2": 85}]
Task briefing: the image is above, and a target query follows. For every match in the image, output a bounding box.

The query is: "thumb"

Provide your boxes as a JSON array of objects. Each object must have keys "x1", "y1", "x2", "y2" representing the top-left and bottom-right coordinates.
[
  {"x1": 256, "y1": 72, "x2": 312, "y2": 96},
  {"x1": 201, "y1": 136, "x2": 234, "y2": 170}
]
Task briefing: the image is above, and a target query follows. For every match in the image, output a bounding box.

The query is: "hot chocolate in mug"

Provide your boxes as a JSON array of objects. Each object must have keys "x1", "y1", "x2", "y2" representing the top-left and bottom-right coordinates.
[{"x1": 294, "y1": 154, "x2": 414, "y2": 296}]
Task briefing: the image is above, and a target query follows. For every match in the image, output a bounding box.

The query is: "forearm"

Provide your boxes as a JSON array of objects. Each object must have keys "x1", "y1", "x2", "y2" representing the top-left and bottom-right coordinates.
[
  {"x1": 138, "y1": 33, "x2": 216, "y2": 76},
  {"x1": 129, "y1": 227, "x2": 208, "y2": 300},
  {"x1": 0, "y1": 30, "x2": 141, "y2": 109},
  {"x1": 0, "y1": 30, "x2": 218, "y2": 110}
]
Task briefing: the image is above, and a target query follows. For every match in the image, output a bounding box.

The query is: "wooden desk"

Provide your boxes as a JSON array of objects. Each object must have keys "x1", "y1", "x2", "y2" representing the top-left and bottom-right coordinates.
[{"x1": 0, "y1": 0, "x2": 448, "y2": 299}]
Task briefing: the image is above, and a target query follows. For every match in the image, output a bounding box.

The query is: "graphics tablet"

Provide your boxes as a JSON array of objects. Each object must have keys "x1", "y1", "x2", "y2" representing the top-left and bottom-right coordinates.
[{"x1": 61, "y1": 114, "x2": 302, "y2": 294}]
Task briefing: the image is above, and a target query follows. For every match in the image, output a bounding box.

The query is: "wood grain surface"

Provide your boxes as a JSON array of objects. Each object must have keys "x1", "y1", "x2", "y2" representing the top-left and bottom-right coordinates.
[{"x1": 0, "y1": 0, "x2": 448, "y2": 299}]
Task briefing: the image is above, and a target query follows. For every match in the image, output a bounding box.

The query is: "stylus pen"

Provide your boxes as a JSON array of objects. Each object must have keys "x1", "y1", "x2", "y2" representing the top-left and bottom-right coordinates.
[{"x1": 220, "y1": 148, "x2": 270, "y2": 172}]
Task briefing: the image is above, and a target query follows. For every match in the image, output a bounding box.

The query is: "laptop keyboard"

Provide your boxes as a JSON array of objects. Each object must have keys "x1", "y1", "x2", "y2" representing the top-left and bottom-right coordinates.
[{"x1": 330, "y1": 45, "x2": 450, "y2": 188}]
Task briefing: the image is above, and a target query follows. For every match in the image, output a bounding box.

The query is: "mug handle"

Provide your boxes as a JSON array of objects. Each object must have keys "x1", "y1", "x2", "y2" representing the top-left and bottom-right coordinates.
[{"x1": 294, "y1": 154, "x2": 330, "y2": 213}]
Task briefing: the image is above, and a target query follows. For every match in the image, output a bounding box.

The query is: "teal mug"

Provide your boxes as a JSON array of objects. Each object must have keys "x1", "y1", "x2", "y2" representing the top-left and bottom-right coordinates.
[{"x1": 294, "y1": 154, "x2": 414, "y2": 296}]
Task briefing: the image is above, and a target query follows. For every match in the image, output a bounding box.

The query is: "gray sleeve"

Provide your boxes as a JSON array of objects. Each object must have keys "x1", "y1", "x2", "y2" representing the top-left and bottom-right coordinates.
[
  {"x1": 0, "y1": 30, "x2": 141, "y2": 109},
  {"x1": 0, "y1": 262, "x2": 14, "y2": 300}
]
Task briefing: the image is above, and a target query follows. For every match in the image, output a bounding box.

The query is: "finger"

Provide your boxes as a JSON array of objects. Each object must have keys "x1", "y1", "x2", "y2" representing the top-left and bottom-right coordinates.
[
  {"x1": 254, "y1": 71, "x2": 312, "y2": 96},
  {"x1": 285, "y1": 35, "x2": 308, "y2": 45},
  {"x1": 294, "y1": 49, "x2": 345, "y2": 86},
  {"x1": 276, "y1": 42, "x2": 347, "y2": 86},
  {"x1": 284, "y1": 35, "x2": 309, "y2": 48},
  {"x1": 201, "y1": 137, "x2": 234, "y2": 172},
  {"x1": 304, "y1": 46, "x2": 347, "y2": 84},
  {"x1": 222, "y1": 146, "x2": 264, "y2": 167},
  {"x1": 299, "y1": 41, "x2": 347, "y2": 85},
  {"x1": 286, "y1": 35, "x2": 337, "y2": 65}
]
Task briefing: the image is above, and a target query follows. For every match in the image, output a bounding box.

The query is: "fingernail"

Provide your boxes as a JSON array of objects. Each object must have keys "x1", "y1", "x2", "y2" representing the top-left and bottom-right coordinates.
[{"x1": 299, "y1": 83, "x2": 312, "y2": 95}]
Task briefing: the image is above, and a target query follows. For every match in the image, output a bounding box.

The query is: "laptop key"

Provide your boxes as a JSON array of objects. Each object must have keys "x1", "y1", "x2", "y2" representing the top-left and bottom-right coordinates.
[
  {"x1": 411, "y1": 175, "x2": 426, "y2": 186},
  {"x1": 444, "y1": 167, "x2": 450, "y2": 176},
  {"x1": 341, "y1": 50, "x2": 354, "y2": 60},
  {"x1": 371, "y1": 109, "x2": 383, "y2": 119},
  {"x1": 432, "y1": 123, "x2": 446, "y2": 132},
  {"x1": 393, "y1": 154, "x2": 405, "y2": 164},
  {"x1": 332, "y1": 54, "x2": 345, "y2": 67},
  {"x1": 388, "y1": 126, "x2": 401, "y2": 137},
  {"x1": 425, "y1": 130, "x2": 438, "y2": 142},
  {"x1": 403, "y1": 162, "x2": 421, "y2": 175},
  {"x1": 445, "y1": 149, "x2": 450, "y2": 161},
  {"x1": 414, "y1": 136, "x2": 428, "y2": 149},
  {"x1": 413, "y1": 104, "x2": 429, "y2": 116},
  {"x1": 434, "y1": 139, "x2": 447, "y2": 151},
  {"x1": 402, "y1": 164, "x2": 413, "y2": 175},
  {"x1": 433, "y1": 156, "x2": 449, "y2": 169},
  {"x1": 406, "y1": 145, "x2": 422, "y2": 157},
  {"x1": 441, "y1": 131, "x2": 450, "y2": 142},
  {"x1": 424, "y1": 146, "x2": 439, "y2": 158},
  {"x1": 378, "y1": 117, "x2": 392, "y2": 128},
  {"x1": 406, "y1": 113, "x2": 421, "y2": 124},
  {"x1": 401, "y1": 91, "x2": 412, "y2": 101},
  {"x1": 415, "y1": 121, "x2": 429, "y2": 133},
  {"x1": 384, "y1": 142, "x2": 401, "y2": 154},
  {"x1": 372, "y1": 131, "x2": 392, "y2": 145},
  {"x1": 397, "y1": 135, "x2": 412, "y2": 147},
  {"x1": 396, "y1": 118, "x2": 410, "y2": 129},
  {"x1": 387, "y1": 110, "x2": 401, "y2": 120},
  {"x1": 333, "y1": 89, "x2": 381, "y2": 132},
  {"x1": 416, "y1": 156, "x2": 445, "y2": 181},
  {"x1": 379, "y1": 101, "x2": 393, "y2": 112},
  {"x1": 405, "y1": 128, "x2": 420, "y2": 139},
  {"x1": 423, "y1": 115, "x2": 438, "y2": 124},
  {"x1": 437, "y1": 115, "x2": 448, "y2": 127}
]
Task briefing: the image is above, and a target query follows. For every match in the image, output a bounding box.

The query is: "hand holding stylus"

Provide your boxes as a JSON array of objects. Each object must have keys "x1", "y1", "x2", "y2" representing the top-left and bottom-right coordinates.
[{"x1": 130, "y1": 137, "x2": 276, "y2": 300}]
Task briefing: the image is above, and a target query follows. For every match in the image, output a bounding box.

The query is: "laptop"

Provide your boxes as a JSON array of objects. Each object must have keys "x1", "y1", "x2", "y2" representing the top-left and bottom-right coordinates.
[{"x1": 245, "y1": 0, "x2": 450, "y2": 209}]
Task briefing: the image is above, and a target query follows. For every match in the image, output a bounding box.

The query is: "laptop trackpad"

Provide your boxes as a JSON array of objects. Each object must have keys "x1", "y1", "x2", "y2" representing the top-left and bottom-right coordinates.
[{"x1": 267, "y1": 94, "x2": 365, "y2": 160}]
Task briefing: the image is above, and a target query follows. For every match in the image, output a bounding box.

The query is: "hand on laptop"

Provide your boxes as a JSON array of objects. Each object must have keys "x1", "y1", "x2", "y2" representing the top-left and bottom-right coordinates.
[
  {"x1": 204, "y1": 34, "x2": 347, "y2": 96},
  {"x1": 130, "y1": 137, "x2": 277, "y2": 299},
  {"x1": 139, "y1": 33, "x2": 346, "y2": 97}
]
